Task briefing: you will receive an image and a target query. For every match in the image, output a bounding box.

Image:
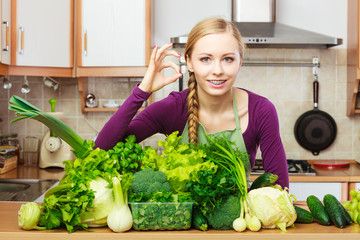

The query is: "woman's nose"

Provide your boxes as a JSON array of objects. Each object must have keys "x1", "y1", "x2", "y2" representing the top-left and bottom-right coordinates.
[{"x1": 212, "y1": 61, "x2": 224, "y2": 75}]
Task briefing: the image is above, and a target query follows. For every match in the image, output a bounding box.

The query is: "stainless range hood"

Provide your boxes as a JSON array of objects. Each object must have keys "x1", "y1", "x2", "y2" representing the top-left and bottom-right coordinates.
[{"x1": 171, "y1": 0, "x2": 342, "y2": 49}]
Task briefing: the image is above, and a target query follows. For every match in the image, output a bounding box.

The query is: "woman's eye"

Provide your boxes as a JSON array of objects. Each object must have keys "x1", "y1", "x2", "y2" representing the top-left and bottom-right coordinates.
[
  {"x1": 224, "y1": 57, "x2": 234, "y2": 63},
  {"x1": 200, "y1": 57, "x2": 211, "y2": 62}
]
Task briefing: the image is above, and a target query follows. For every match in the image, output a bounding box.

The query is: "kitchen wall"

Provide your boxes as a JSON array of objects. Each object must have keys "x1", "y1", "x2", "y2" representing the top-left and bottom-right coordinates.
[
  {"x1": 1, "y1": 47, "x2": 359, "y2": 161},
  {"x1": 157, "y1": 46, "x2": 360, "y2": 161},
  {"x1": 1, "y1": 0, "x2": 359, "y2": 162}
]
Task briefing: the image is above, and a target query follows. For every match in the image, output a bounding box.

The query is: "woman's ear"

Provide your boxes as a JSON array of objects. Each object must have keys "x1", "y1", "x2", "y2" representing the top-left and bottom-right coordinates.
[{"x1": 186, "y1": 55, "x2": 194, "y2": 72}]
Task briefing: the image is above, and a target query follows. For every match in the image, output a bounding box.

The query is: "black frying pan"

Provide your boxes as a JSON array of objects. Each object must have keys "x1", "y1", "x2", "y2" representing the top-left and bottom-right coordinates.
[{"x1": 294, "y1": 80, "x2": 337, "y2": 155}]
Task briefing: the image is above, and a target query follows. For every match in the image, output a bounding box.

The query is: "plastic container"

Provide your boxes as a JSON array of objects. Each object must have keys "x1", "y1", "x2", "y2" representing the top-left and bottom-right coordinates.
[
  {"x1": 129, "y1": 202, "x2": 193, "y2": 230},
  {"x1": 23, "y1": 136, "x2": 39, "y2": 166}
]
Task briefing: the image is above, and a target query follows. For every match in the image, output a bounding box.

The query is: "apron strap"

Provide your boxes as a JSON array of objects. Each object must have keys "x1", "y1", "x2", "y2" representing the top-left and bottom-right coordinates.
[{"x1": 232, "y1": 90, "x2": 241, "y2": 130}]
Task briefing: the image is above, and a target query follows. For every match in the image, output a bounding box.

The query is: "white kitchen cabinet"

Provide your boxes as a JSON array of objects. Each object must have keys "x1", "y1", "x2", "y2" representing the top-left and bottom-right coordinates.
[
  {"x1": 78, "y1": 0, "x2": 149, "y2": 67},
  {"x1": 1, "y1": 0, "x2": 11, "y2": 65},
  {"x1": 289, "y1": 182, "x2": 344, "y2": 201},
  {"x1": 15, "y1": 0, "x2": 72, "y2": 67}
]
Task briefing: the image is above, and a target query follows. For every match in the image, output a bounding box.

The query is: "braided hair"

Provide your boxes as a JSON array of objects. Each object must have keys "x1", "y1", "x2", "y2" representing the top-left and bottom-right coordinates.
[{"x1": 184, "y1": 18, "x2": 245, "y2": 144}]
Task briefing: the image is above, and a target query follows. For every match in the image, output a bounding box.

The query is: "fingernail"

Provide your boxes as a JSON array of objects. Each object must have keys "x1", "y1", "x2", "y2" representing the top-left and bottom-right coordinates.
[
  {"x1": 177, "y1": 53, "x2": 181, "y2": 56},
  {"x1": 178, "y1": 70, "x2": 181, "y2": 74},
  {"x1": 169, "y1": 42, "x2": 173, "y2": 45},
  {"x1": 154, "y1": 45, "x2": 158, "y2": 49}
]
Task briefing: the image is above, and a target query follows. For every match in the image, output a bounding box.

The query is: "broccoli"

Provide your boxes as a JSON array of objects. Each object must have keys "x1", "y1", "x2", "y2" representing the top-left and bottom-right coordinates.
[
  {"x1": 130, "y1": 168, "x2": 171, "y2": 195},
  {"x1": 206, "y1": 195, "x2": 241, "y2": 230}
]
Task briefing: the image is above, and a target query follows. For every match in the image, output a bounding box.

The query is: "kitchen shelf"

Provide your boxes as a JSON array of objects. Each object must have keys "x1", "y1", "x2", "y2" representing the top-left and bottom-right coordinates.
[
  {"x1": 78, "y1": 77, "x2": 152, "y2": 114},
  {"x1": 347, "y1": 0, "x2": 360, "y2": 116},
  {"x1": 83, "y1": 107, "x2": 146, "y2": 113},
  {"x1": 349, "y1": 79, "x2": 360, "y2": 115}
]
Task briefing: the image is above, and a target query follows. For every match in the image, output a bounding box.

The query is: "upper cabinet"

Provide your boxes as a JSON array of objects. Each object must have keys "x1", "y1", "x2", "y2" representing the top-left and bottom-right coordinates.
[
  {"x1": 14, "y1": 0, "x2": 73, "y2": 68},
  {"x1": 76, "y1": 0, "x2": 151, "y2": 77},
  {"x1": 0, "y1": 0, "x2": 151, "y2": 78},
  {"x1": 347, "y1": 0, "x2": 360, "y2": 116},
  {"x1": 1, "y1": 0, "x2": 11, "y2": 65},
  {"x1": 0, "y1": 0, "x2": 74, "y2": 77},
  {"x1": 79, "y1": 0, "x2": 147, "y2": 66}
]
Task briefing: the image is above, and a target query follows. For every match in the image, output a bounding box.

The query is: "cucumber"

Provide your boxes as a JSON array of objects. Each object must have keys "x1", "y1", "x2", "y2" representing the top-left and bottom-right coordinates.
[
  {"x1": 294, "y1": 205, "x2": 314, "y2": 223},
  {"x1": 249, "y1": 172, "x2": 278, "y2": 191},
  {"x1": 323, "y1": 194, "x2": 347, "y2": 228},
  {"x1": 333, "y1": 198, "x2": 352, "y2": 225},
  {"x1": 306, "y1": 195, "x2": 331, "y2": 226},
  {"x1": 192, "y1": 208, "x2": 208, "y2": 231}
]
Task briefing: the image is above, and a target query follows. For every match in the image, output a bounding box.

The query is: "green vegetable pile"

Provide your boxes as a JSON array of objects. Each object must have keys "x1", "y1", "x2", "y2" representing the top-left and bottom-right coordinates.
[
  {"x1": 10, "y1": 95, "x2": 298, "y2": 234},
  {"x1": 185, "y1": 135, "x2": 249, "y2": 230},
  {"x1": 9, "y1": 96, "x2": 141, "y2": 232}
]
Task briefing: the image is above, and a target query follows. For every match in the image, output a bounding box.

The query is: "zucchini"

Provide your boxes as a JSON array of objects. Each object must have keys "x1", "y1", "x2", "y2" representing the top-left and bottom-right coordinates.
[
  {"x1": 323, "y1": 194, "x2": 347, "y2": 228},
  {"x1": 192, "y1": 208, "x2": 208, "y2": 231},
  {"x1": 294, "y1": 205, "x2": 314, "y2": 223},
  {"x1": 249, "y1": 172, "x2": 278, "y2": 191},
  {"x1": 306, "y1": 195, "x2": 331, "y2": 226}
]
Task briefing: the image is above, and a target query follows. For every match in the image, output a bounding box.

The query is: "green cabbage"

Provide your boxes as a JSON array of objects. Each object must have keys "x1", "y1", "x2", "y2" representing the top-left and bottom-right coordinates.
[{"x1": 248, "y1": 186, "x2": 297, "y2": 232}]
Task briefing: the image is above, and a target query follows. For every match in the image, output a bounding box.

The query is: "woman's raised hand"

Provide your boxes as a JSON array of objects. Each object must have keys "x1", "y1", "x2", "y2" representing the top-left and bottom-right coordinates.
[{"x1": 139, "y1": 43, "x2": 182, "y2": 93}]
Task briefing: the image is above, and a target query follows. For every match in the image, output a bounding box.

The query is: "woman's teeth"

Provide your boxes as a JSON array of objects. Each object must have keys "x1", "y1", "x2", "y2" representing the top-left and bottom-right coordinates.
[{"x1": 208, "y1": 80, "x2": 226, "y2": 85}]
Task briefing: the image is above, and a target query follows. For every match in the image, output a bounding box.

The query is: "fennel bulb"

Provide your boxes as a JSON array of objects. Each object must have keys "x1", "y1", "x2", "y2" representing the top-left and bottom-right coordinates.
[
  {"x1": 107, "y1": 176, "x2": 133, "y2": 232},
  {"x1": 18, "y1": 202, "x2": 46, "y2": 230},
  {"x1": 248, "y1": 186, "x2": 297, "y2": 232},
  {"x1": 81, "y1": 177, "x2": 114, "y2": 226}
]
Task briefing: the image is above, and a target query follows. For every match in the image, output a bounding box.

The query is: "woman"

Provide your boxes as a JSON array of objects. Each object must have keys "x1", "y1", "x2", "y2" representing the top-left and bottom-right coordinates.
[{"x1": 95, "y1": 18, "x2": 289, "y2": 189}]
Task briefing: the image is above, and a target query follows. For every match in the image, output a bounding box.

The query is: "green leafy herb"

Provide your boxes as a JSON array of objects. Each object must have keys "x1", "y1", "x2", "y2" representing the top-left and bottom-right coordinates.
[
  {"x1": 203, "y1": 133, "x2": 256, "y2": 232},
  {"x1": 130, "y1": 202, "x2": 193, "y2": 230}
]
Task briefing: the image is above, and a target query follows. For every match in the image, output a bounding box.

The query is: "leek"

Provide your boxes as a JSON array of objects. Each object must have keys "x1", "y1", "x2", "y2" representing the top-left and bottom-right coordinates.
[{"x1": 8, "y1": 95, "x2": 89, "y2": 157}]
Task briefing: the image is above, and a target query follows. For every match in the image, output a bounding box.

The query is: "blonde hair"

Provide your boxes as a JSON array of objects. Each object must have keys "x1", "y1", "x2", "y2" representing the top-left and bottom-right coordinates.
[{"x1": 184, "y1": 18, "x2": 245, "y2": 145}]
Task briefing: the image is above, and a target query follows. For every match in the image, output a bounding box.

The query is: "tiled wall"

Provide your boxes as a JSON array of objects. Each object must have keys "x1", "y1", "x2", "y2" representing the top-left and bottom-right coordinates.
[{"x1": 0, "y1": 48, "x2": 359, "y2": 161}]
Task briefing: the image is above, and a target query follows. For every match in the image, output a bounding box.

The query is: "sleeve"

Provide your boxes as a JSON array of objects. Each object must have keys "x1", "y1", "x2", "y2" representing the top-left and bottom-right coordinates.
[
  {"x1": 94, "y1": 84, "x2": 152, "y2": 150},
  {"x1": 256, "y1": 100, "x2": 289, "y2": 189},
  {"x1": 94, "y1": 84, "x2": 187, "y2": 150}
]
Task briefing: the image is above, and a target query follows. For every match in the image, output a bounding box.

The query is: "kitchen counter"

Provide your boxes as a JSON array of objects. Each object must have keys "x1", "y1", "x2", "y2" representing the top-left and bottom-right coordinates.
[
  {"x1": 0, "y1": 165, "x2": 65, "y2": 180},
  {"x1": 0, "y1": 202, "x2": 359, "y2": 240},
  {"x1": 1, "y1": 160, "x2": 360, "y2": 183}
]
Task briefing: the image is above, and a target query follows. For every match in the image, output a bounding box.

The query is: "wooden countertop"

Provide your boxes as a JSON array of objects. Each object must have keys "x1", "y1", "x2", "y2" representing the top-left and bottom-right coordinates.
[
  {"x1": 2, "y1": 160, "x2": 360, "y2": 183},
  {"x1": 0, "y1": 202, "x2": 359, "y2": 240}
]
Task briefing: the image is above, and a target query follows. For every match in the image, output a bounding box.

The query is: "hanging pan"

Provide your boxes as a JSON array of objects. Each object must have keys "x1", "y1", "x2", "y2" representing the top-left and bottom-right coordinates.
[{"x1": 294, "y1": 80, "x2": 337, "y2": 155}]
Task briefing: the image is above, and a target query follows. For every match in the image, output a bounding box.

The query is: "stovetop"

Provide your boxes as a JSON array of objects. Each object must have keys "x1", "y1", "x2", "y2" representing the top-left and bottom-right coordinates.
[{"x1": 251, "y1": 159, "x2": 317, "y2": 176}]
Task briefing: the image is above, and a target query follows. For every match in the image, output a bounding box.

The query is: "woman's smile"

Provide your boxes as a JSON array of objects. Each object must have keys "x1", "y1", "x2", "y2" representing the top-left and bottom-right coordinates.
[
  {"x1": 208, "y1": 79, "x2": 227, "y2": 88},
  {"x1": 186, "y1": 31, "x2": 242, "y2": 96}
]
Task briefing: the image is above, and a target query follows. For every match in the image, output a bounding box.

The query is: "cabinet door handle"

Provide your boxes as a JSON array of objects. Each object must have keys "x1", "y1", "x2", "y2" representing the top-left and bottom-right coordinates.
[
  {"x1": 19, "y1": 26, "x2": 24, "y2": 55},
  {"x1": 2, "y1": 21, "x2": 9, "y2": 51},
  {"x1": 84, "y1": 30, "x2": 87, "y2": 56}
]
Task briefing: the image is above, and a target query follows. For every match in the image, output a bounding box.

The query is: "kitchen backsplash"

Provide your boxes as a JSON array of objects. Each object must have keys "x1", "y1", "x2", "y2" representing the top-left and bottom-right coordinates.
[{"x1": 0, "y1": 48, "x2": 359, "y2": 161}]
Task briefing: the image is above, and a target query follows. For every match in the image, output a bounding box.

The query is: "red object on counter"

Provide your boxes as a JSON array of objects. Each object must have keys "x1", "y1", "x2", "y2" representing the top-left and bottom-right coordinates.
[{"x1": 313, "y1": 161, "x2": 350, "y2": 168}]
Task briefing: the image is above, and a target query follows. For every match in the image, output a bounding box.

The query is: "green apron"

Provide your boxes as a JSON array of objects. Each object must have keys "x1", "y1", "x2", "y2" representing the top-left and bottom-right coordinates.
[{"x1": 180, "y1": 93, "x2": 250, "y2": 181}]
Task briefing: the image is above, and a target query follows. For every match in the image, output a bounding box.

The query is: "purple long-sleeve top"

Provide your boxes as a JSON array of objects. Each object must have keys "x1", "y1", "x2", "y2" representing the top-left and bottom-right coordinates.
[{"x1": 95, "y1": 84, "x2": 289, "y2": 189}]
